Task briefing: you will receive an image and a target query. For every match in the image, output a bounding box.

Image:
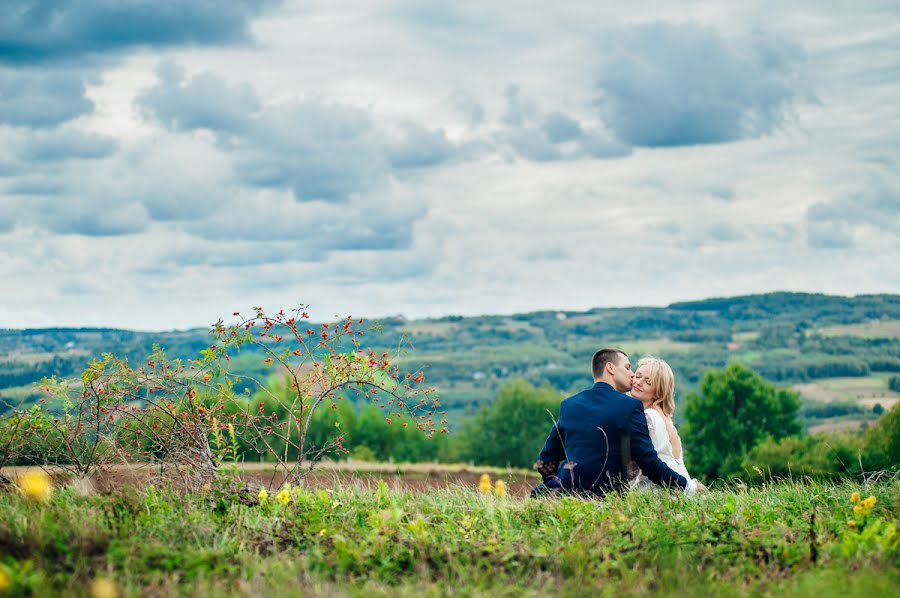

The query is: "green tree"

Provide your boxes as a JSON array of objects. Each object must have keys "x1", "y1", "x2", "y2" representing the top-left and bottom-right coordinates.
[
  {"x1": 863, "y1": 402, "x2": 900, "y2": 471},
  {"x1": 682, "y1": 363, "x2": 802, "y2": 479},
  {"x1": 459, "y1": 379, "x2": 562, "y2": 468}
]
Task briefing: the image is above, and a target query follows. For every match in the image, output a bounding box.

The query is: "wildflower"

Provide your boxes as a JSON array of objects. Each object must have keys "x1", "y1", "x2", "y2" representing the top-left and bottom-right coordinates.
[
  {"x1": 847, "y1": 519, "x2": 856, "y2": 528},
  {"x1": 90, "y1": 577, "x2": 119, "y2": 598},
  {"x1": 319, "y1": 528, "x2": 327, "y2": 537},
  {"x1": 0, "y1": 567, "x2": 9, "y2": 592},
  {"x1": 850, "y1": 491, "x2": 860, "y2": 503},
  {"x1": 258, "y1": 488, "x2": 268, "y2": 501},
  {"x1": 862, "y1": 496, "x2": 877, "y2": 508},
  {"x1": 276, "y1": 489, "x2": 291, "y2": 505},
  {"x1": 18, "y1": 469, "x2": 53, "y2": 503},
  {"x1": 853, "y1": 505, "x2": 865, "y2": 516},
  {"x1": 479, "y1": 473, "x2": 492, "y2": 494},
  {"x1": 494, "y1": 480, "x2": 506, "y2": 497}
]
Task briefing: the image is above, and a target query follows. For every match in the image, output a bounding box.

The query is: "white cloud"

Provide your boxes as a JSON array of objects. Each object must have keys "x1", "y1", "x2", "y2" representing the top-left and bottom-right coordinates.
[{"x1": 2, "y1": 0, "x2": 900, "y2": 329}]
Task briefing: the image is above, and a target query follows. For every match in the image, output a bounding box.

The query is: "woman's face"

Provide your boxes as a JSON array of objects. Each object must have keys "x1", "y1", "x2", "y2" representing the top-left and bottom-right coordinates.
[{"x1": 631, "y1": 365, "x2": 655, "y2": 404}]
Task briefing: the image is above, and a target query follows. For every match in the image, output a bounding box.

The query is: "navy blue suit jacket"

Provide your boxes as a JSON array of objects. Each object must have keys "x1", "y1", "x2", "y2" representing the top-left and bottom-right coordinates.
[{"x1": 535, "y1": 381, "x2": 688, "y2": 495}]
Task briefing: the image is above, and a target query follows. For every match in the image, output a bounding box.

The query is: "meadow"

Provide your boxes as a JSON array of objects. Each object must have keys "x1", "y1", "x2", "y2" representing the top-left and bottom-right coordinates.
[{"x1": 0, "y1": 471, "x2": 897, "y2": 597}]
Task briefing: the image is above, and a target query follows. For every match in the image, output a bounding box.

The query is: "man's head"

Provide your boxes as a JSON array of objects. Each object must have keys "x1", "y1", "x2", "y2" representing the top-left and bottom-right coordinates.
[{"x1": 591, "y1": 348, "x2": 632, "y2": 392}]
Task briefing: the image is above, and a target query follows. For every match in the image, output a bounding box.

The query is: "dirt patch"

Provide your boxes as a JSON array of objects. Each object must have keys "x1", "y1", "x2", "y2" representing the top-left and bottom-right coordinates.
[{"x1": 808, "y1": 420, "x2": 865, "y2": 434}]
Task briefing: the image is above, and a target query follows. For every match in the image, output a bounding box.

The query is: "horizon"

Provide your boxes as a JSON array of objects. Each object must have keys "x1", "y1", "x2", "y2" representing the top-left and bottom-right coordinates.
[
  {"x1": 2, "y1": 1, "x2": 899, "y2": 330},
  {"x1": 2, "y1": 289, "x2": 897, "y2": 333}
]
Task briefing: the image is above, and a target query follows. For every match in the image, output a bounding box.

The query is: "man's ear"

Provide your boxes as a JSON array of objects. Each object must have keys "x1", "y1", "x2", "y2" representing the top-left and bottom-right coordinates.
[{"x1": 605, "y1": 362, "x2": 615, "y2": 375}]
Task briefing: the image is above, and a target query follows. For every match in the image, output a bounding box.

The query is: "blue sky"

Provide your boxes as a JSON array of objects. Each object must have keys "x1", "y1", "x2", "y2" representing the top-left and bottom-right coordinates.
[{"x1": 1, "y1": 1, "x2": 899, "y2": 329}]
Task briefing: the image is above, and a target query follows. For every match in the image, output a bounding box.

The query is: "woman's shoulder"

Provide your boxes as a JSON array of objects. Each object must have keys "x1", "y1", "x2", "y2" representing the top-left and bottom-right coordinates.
[{"x1": 644, "y1": 407, "x2": 666, "y2": 422}]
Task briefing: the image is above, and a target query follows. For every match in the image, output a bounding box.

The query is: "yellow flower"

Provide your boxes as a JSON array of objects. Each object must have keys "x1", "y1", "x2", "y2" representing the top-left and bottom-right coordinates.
[
  {"x1": 18, "y1": 469, "x2": 53, "y2": 503},
  {"x1": 276, "y1": 489, "x2": 291, "y2": 505},
  {"x1": 0, "y1": 567, "x2": 10, "y2": 592},
  {"x1": 847, "y1": 519, "x2": 856, "y2": 528},
  {"x1": 478, "y1": 473, "x2": 492, "y2": 494},
  {"x1": 90, "y1": 577, "x2": 119, "y2": 598},
  {"x1": 862, "y1": 496, "x2": 877, "y2": 508},
  {"x1": 319, "y1": 528, "x2": 327, "y2": 537},
  {"x1": 850, "y1": 491, "x2": 860, "y2": 503},
  {"x1": 258, "y1": 488, "x2": 268, "y2": 501},
  {"x1": 853, "y1": 505, "x2": 865, "y2": 516},
  {"x1": 494, "y1": 480, "x2": 506, "y2": 497}
]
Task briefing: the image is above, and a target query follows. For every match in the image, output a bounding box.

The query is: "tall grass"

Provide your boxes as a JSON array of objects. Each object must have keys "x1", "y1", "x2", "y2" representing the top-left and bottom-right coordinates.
[{"x1": 0, "y1": 476, "x2": 897, "y2": 596}]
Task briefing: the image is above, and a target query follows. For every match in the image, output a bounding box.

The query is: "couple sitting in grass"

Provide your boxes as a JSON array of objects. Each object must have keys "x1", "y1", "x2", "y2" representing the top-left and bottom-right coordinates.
[{"x1": 532, "y1": 349, "x2": 706, "y2": 497}]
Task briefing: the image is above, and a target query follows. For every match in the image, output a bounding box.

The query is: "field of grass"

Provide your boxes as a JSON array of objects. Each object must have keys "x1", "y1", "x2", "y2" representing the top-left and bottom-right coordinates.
[
  {"x1": 0, "y1": 473, "x2": 897, "y2": 596},
  {"x1": 614, "y1": 338, "x2": 698, "y2": 355},
  {"x1": 794, "y1": 376, "x2": 900, "y2": 408},
  {"x1": 817, "y1": 319, "x2": 900, "y2": 338}
]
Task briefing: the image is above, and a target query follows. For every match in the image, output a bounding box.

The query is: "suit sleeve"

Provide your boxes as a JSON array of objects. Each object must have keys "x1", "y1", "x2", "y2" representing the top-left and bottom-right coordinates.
[
  {"x1": 629, "y1": 403, "x2": 688, "y2": 490},
  {"x1": 535, "y1": 422, "x2": 565, "y2": 482}
]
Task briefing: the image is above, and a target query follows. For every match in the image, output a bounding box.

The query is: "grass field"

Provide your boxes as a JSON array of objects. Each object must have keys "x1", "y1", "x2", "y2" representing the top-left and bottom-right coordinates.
[
  {"x1": 0, "y1": 472, "x2": 897, "y2": 596},
  {"x1": 817, "y1": 319, "x2": 900, "y2": 338},
  {"x1": 794, "y1": 376, "x2": 900, "y2": 408}
]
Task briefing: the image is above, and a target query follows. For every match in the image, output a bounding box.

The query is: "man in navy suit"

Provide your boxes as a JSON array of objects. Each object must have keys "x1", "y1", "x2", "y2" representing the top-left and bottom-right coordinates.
[{"x1": 532, "y1": 348, "x2": 703, "y2": 497}]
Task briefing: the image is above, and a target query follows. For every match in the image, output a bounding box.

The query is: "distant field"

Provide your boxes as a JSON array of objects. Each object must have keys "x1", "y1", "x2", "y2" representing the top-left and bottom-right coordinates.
[
  {"x1": 616, "y1": 338, "x2": 697, "y2": 355},
  {"x1": 817, "y1": 319, "x2": 900, "y2": 338},
  {"x1": 808, "y1": 418, "x2": 867, "y2": 434},
  {"x1": 793, "y1": 375, "x2": 900, "y2": 409}
]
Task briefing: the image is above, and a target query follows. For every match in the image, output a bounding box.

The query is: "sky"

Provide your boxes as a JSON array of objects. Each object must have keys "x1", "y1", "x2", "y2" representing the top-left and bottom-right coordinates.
[{"x1": 1, "y1": 1, "x2": 899, "y2": 330}]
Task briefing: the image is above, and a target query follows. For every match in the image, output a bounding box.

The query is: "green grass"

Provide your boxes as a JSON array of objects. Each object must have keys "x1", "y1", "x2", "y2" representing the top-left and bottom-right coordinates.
[{"x1": 0, "y1": 477, "x2": 897, "y2": 596}]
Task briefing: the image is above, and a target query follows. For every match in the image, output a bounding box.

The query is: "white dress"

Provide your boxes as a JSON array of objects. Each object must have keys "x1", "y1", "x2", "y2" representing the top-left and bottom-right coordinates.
[{"x1": 631, "y1": 407, "x2": 690, "y2": 490}]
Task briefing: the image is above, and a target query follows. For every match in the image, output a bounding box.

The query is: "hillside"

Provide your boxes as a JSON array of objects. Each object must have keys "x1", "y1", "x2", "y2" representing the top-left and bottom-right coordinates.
[{"x1": 2, "y1": 292, "x2": 900, "y2": 429}]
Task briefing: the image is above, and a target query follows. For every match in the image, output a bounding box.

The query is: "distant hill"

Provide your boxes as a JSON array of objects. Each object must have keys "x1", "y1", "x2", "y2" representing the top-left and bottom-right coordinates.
[{"x1": 3, "y1": 292, "x2": 900, "y2": 421}]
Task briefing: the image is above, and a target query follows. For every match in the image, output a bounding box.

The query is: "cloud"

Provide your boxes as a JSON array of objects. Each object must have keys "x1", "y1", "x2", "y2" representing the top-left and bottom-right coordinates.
[
  {"x1": 49, "y1": 200, "x2": 149, "y2": 237},
  {"x1": 498, "y1": 85, "x2": 629, "y2": 162},
  {"x1": 136, "y1": 61, "x2": 259, "y2": 134},
  {"x1": 386, "y1": 121, "x2": 457, "y2": 169},
  {"x1": 17, "y1": 128, "x2": 117, "y2": 161},
  {"x1": 0, "y1": 0, "x2": 277, "y2": 64},
  {"x1": 0, "y1": 68, "x2": 94, "y2": 127},
  {"x1": 707, "y1": 221, "x2": 744, "y2": 242},
  {"x1": 706, "y1": 185, "x2": 736, "y2": 202},
  {"x1": 522, "y1": 246, "x2": 571, "y2": 262},
  {"x1": 594, "y1": 22, "x2": 805, "y2": 147},
  {"x1": 138, "y1": 65, "x2": 462, "y2": 202},
  {"x1": 451, "y1": 88, "x2": 485, "y2": 126},
  {"x1": 806, "y1": 221, "x2": 854, "y2": 249},
  {"x1": 804, "y1": 174, "x2": 900, "y2": 248}
]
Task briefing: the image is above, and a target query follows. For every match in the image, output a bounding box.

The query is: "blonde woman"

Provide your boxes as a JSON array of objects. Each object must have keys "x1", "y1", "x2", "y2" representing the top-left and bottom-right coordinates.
[{"x1": 628, "y1": 356, "x2": 690, "y2": 489}]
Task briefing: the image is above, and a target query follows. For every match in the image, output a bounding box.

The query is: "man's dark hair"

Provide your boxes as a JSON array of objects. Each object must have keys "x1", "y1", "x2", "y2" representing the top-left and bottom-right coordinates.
[{"x1": 591, "y1": 348, "x2": 627, "y2": 380}]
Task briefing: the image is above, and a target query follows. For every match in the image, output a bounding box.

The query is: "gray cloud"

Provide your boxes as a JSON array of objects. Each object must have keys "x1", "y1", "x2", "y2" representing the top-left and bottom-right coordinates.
[
  {"x1": 18, "y1": 129, "x2": 118, "y2": 161},
  {"x1": 806, "y1": 221, "x2": 854, "y2": 249},
  {"x1": 499, "y1": 85, "x2": 629, "y2": 162},
  {"x1": 138, "y1": 65, "x2": 461, "y2": 202},
  {"x1": 522, "y1": 246, "x2": 571, "y2": 262},
  {"x1": 594, "y1": 22, "x2": 804, "y2": 147},
  {"x1": 451, "y1": 88, "x2": 485, "y2": 126},
  {"x1": 136, "y1": 61, "x2": 259, "y2": 134},
  {"x1": 0, "y1": 68, "x2": 94, "y2": 127},
  {"x1": 4, "y1": 178, "x2": 66, "y2": 196},
  {"x1": 0, "y1": 0, "x2": 277, "y2": 64},
  {"x1": 707, "y1": 185, "x2": 736, "y2": 202},
  {"x1": 707, "y1": 222, "x2": 744, "y2": 242},
  {"x1": 804, "y1": 175, "x2": 900, "y2": 248},
  {"x1": 386, "y1": 121, "x2": 457, "y2": 169},
  {"x1": 48, "y1": 200, "x2": 149, "y2": 237},
  {"x1": 543, "y1": 112, "x2": 583, "y2": 144}
]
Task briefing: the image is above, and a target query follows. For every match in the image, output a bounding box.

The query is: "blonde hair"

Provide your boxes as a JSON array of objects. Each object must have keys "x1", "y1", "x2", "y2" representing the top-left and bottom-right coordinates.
[{"x1": 636, "y1": 356, "x2": 676, "y2": 418}]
